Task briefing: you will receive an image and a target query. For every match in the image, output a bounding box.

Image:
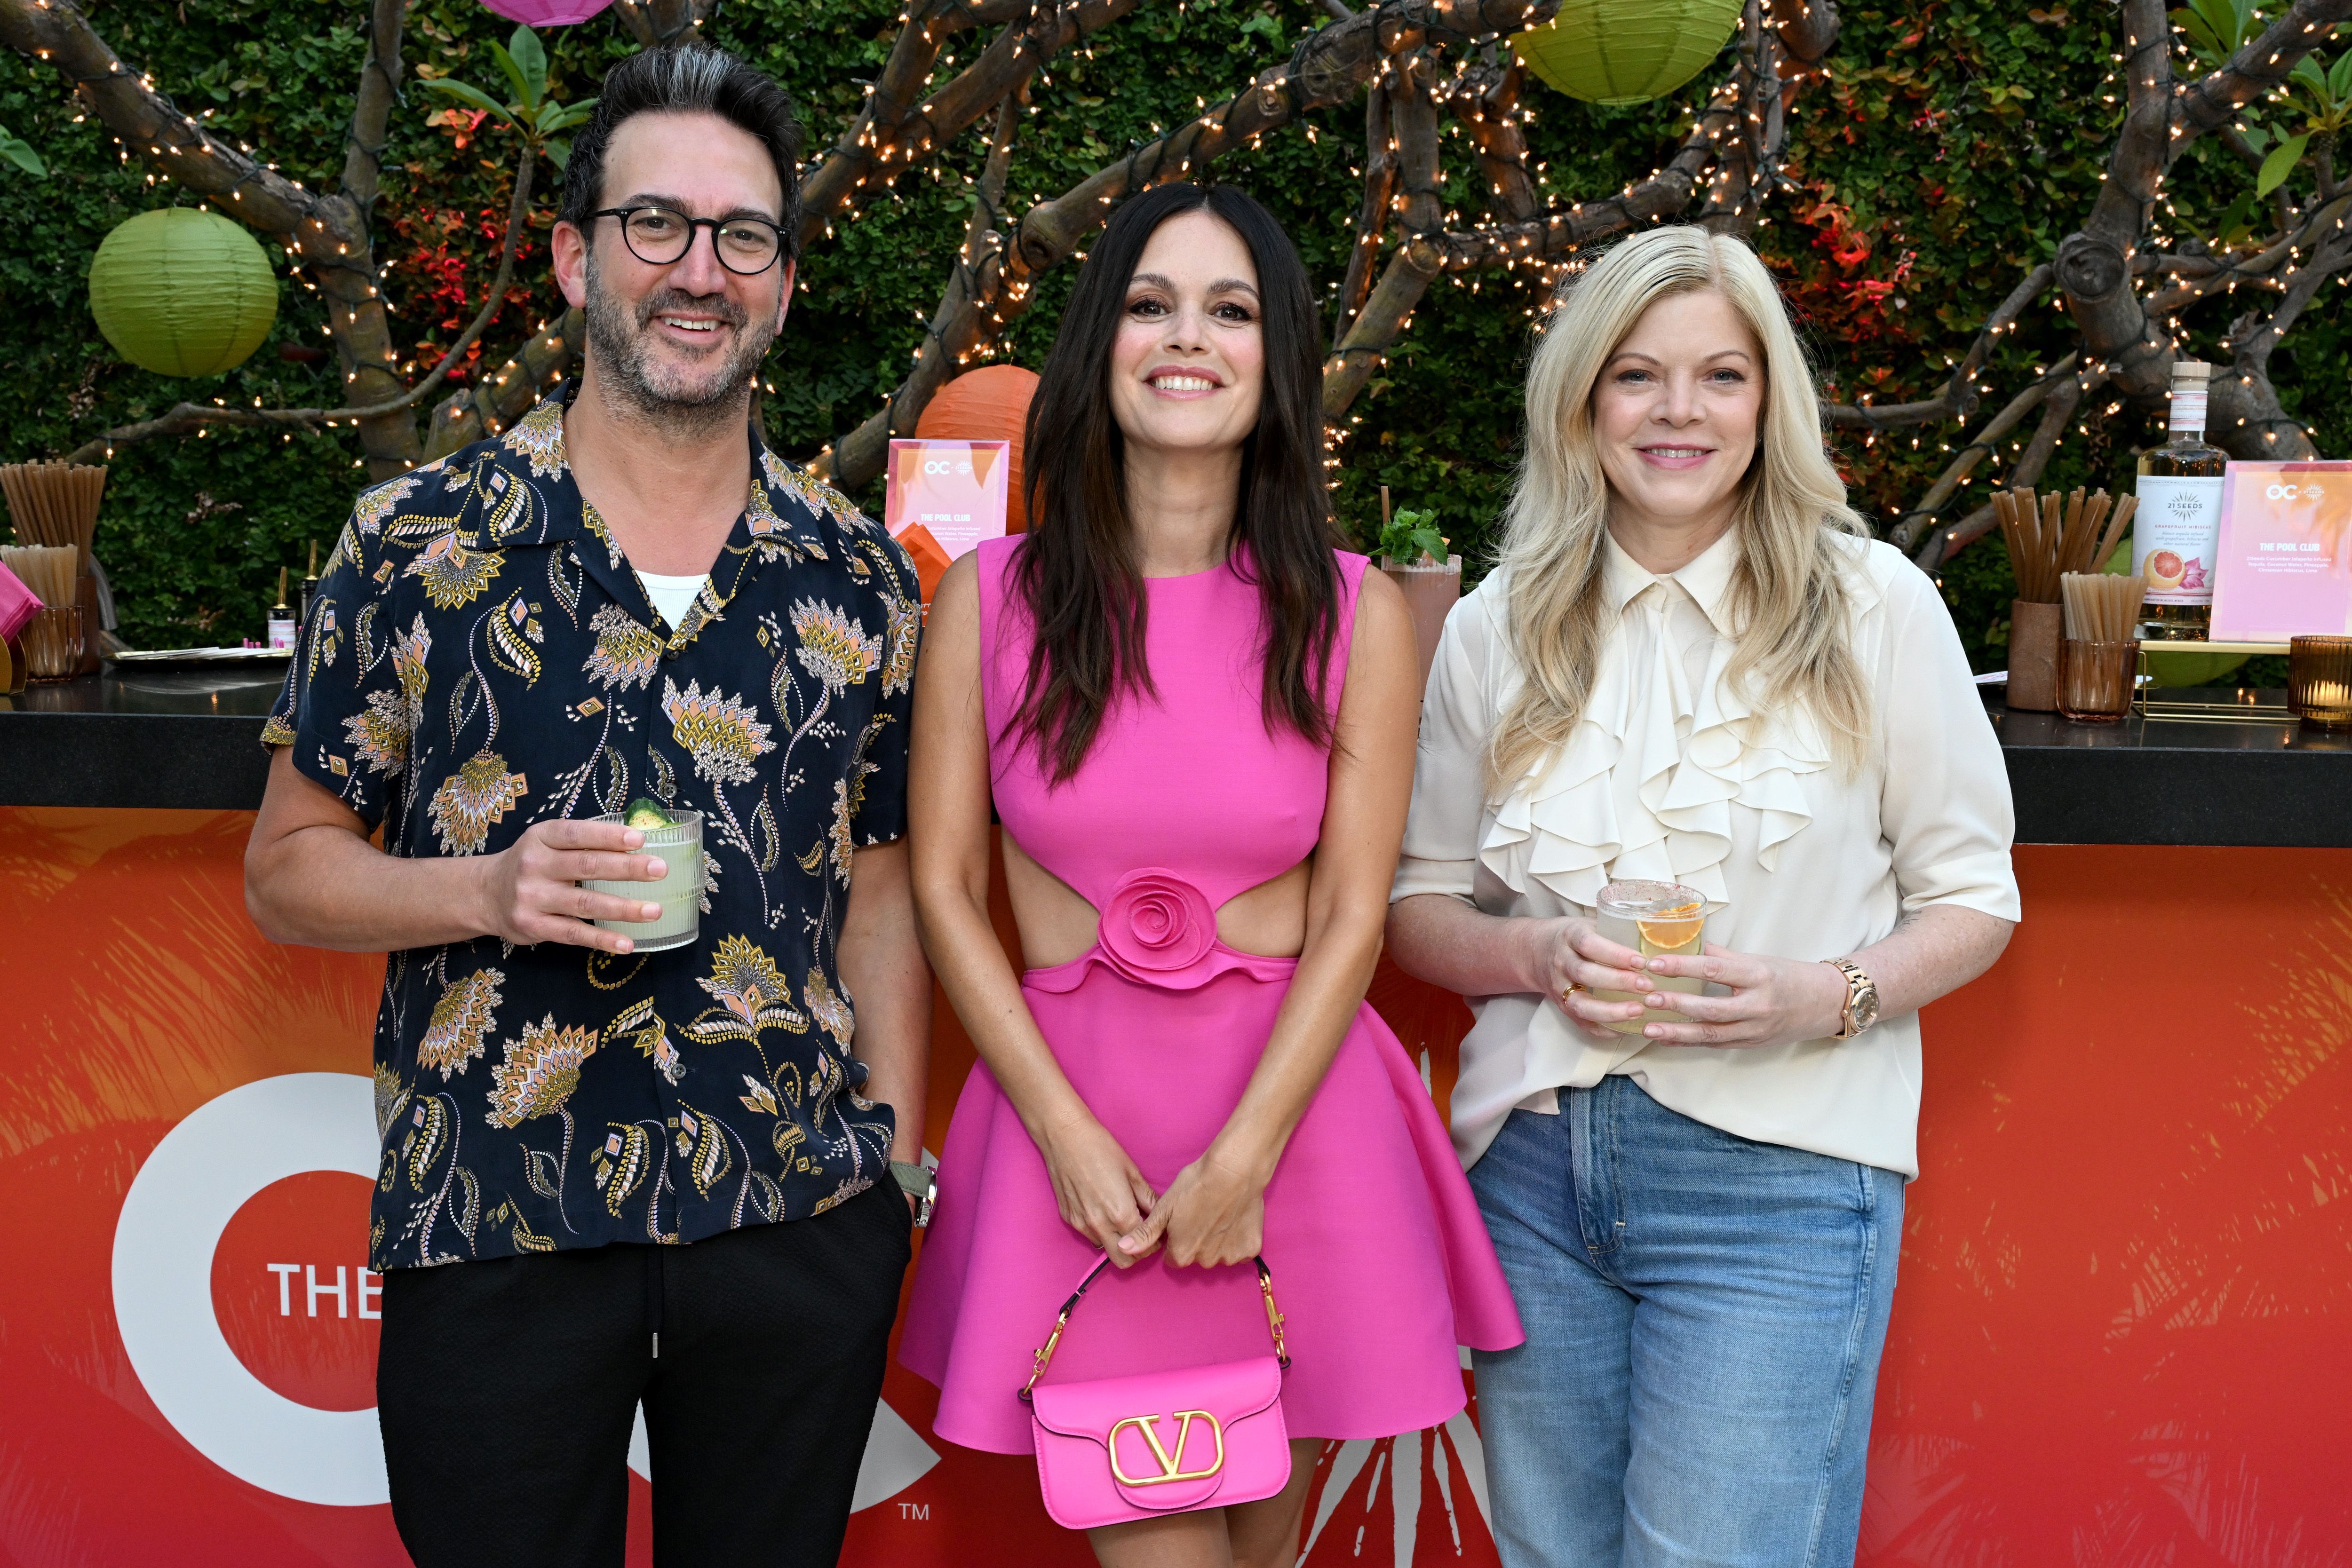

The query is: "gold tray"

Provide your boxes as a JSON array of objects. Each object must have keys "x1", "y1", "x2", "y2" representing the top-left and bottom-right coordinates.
[{"x1": 2132, "y1": 641, "x2": 2293, "y2": 722}]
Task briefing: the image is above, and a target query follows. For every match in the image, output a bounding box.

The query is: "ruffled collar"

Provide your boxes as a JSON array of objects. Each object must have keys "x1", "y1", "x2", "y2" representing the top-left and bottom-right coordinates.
[{"x1": 1479, "y1": 529, "x2": 1839, "y2": 912}]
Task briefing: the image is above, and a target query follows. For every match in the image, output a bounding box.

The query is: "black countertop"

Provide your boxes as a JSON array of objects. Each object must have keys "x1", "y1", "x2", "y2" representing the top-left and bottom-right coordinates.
[
  {"x1": 2, "y1": 671, "x2": 2347, "y2": 846},
  {"x1": 0, "y1": 667, "x2": 282, "y2": 811},
  {"x1": 1989, "y1": 689, "x2": 2350, "y2": 847}
]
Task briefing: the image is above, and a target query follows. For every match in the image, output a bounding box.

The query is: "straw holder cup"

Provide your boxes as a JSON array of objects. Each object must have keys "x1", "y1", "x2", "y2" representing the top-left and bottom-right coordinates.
[
  {"x1": 24, "y1": 606, "x2": 83, "y2": 684},
  {"x1": 2058, "y1": 638, "x2": 2137, "y2": 723},
  {"x1": 2007, "y1": 601, "x2": 2063, "y2": 712}
]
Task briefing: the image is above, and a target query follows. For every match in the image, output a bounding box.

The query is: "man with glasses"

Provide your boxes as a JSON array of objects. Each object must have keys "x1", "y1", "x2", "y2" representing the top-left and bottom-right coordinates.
[{"x1": 245, "y1": 41, "x2": 930, "y2": 1568}]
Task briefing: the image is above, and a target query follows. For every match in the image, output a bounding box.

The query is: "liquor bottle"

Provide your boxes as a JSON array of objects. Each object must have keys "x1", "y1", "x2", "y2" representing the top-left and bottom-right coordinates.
[
  {"x1": 297, "y1": 539, "x2": 320, "y2": 630},
  {"x1": 2132, "y1": 360, "x2": 2229, "y2": 640},
  {"x1": 267, "y1": 566, "x2": 297, "y2": 651}
]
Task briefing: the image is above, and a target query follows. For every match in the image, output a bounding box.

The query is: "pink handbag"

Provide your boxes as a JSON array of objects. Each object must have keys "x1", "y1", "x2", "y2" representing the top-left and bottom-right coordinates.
[{"x1": 1020, "y1": 1253, "x2": 1293, "y2": 1531}]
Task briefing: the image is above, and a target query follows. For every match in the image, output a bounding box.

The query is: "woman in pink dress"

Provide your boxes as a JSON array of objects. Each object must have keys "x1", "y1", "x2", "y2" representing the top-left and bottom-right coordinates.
[{"x1": 900, "y1": 182, "x2": 1523, "y2": 1567}]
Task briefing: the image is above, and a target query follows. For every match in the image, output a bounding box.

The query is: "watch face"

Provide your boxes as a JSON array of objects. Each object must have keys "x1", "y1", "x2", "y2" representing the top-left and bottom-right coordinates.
[{"x1": 1855, "y1": 985, "x2": 1881, "y2": 1029}]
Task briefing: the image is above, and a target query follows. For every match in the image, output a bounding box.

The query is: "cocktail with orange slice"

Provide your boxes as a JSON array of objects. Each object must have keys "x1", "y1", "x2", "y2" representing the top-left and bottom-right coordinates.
[{"x1": 1590, "y1": 879, "x2": 1711, "y2": 1037}]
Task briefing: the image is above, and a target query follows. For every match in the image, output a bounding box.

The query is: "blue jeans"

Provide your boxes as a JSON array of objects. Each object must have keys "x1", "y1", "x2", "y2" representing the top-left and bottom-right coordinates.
[{"x1": 1467, "y1": 1079, "x2": 1904, "y2": 1568}]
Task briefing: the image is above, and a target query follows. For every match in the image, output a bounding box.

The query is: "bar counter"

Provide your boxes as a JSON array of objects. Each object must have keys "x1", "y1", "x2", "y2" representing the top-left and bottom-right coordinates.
[
  {"x1": 7, "y1": 668, "x2": 2348, "y2": 843},
  {"x1": 3, "y1": 669, "x2": 2349, "y2": 1564}
]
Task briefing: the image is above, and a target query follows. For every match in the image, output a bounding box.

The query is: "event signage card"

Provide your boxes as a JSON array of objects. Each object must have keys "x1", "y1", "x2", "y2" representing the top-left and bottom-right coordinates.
[
  {"x1": 2209, "y1": 460, "x2": 2352, "y2": 641},
  {"x1": 884, "y1": 438, "x2": 1010, "y2": 561}
]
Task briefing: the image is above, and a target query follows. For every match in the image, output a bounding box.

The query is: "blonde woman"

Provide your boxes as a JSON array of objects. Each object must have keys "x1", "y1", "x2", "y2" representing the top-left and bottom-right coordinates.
[{"x1": 1384, "y1": 225, "x2": 2018, "y2": 1567}]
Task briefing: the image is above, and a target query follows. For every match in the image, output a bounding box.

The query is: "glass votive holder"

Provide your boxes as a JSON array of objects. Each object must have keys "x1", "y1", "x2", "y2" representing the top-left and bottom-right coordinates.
[
  {"x1": 581, "y1": 809, "x2": 704, "y2": 952},
  {"x1": 2288, "y1": 635, "x2": 2352, "y2": 731},
  {"x1": 2057, "y1": 638, "x2": 2137, "y2": 722},
  {"x1": 23, "y1": 605, "x2": 82, "y2": 682}
]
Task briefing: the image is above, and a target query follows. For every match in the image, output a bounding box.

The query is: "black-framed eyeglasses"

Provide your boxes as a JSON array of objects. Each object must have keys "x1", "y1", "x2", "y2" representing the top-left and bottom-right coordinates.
[{"x1": 593, "y1": 205, "x2": 785, "y2": 275}]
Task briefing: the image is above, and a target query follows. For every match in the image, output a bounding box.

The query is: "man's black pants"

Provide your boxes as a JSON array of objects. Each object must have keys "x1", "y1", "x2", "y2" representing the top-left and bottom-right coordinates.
[{"x1": 378, "y1": 1180, "x2": 912, "y2": 1567}]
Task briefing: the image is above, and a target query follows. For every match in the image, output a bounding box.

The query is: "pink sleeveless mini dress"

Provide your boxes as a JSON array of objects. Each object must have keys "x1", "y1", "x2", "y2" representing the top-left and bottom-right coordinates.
[{"x1": 900, "y1": 539, "x2": 1523, "y2": 1455}]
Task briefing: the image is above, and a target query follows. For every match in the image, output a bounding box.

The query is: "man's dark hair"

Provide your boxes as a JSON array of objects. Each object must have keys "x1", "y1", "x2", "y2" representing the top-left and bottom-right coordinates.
[{"x1": 559, "y1": 42, "x2": 804, "y2": 263}]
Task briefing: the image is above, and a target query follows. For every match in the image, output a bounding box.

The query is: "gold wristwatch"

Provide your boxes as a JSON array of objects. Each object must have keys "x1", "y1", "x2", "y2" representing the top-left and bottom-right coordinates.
[{"x1": 1825, "y1": 958, "x2": 1880, "y2": 1040}]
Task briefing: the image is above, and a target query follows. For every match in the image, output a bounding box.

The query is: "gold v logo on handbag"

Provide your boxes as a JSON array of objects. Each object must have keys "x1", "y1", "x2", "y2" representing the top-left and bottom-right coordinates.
[
  {"x1": 1020, "y1": 1254, "x2": 1292, "y2": 1530},
  {"x1": 1108, "y1": 1410, "x2": 1225, "y2": 1487}
]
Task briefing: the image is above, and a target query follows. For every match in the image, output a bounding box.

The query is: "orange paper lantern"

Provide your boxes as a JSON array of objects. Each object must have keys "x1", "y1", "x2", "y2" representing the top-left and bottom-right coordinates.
[{"x1": 915, "y1": 364, "x2": 1039, "y2": 534}]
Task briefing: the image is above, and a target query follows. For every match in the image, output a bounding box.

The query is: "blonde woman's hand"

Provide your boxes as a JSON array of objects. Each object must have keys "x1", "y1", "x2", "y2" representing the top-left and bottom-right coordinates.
[
  {"x1": 1632, "y1": 943, "x2": 1851, "y2": 1049},
  {"x1": 1036, "y1": 1113, "x2": 1160, "y2": 1263},
  {"x1": 1527, "y1": 916, "x2": 1656, "y2": 1039}
]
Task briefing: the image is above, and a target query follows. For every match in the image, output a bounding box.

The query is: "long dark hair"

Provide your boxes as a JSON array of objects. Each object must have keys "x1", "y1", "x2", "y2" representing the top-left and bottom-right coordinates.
[{"x1": 1009, "y1": 182, "x2": 1342, "y2": 784}]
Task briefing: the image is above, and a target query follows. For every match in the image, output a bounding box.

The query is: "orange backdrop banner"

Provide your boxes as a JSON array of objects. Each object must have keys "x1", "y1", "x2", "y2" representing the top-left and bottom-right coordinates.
[{"x1": 0, "y1": 807, "x2": 2345, "y2": 1564}]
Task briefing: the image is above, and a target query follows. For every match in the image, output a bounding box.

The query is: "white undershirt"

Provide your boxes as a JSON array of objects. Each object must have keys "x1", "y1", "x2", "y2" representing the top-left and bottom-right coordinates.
[{"x1": 635, "y1": 570, "x2": 709, "y2": 631}]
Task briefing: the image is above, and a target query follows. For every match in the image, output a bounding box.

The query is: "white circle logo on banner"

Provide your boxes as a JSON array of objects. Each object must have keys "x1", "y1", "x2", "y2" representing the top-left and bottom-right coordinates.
[
  {"x1": 114, "y1": 1073, "x2": 938, "y2": 1511},
  {"x1": 111, "y1": 1072, "x2": 389, "y2": 1507}
]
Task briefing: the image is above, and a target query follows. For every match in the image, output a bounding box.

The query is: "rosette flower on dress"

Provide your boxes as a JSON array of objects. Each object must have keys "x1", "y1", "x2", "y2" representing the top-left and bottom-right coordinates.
[{"x1": 1096, "y1": 868, "x2": 1218, "y2": 984}]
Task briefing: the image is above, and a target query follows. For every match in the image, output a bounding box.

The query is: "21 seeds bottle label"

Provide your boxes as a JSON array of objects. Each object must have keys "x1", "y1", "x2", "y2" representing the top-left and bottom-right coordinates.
[{"x1": 2133, "y1": 476, "x2": 2227, "y2": 606}]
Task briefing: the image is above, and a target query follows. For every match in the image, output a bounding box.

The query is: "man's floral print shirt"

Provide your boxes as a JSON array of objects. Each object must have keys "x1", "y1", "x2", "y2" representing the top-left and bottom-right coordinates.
[{"x1": 264, "y1": 384, "x2": 920, "y2": 1270}]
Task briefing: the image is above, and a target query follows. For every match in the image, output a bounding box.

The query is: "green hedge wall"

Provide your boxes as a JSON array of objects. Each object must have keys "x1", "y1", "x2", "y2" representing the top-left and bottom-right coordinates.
[{"x1": 2, "y1": 0, "x2": 2344, "y2": 665}]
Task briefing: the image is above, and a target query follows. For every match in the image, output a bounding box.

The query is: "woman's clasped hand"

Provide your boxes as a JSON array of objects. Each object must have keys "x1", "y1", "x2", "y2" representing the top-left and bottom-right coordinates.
[
  {"x1": 1536, "y1": 917, "x2": 1850, "y2": 1049},
  {"x1": 1036, "y1": 1111, "x2": 1160, "y2": 1260},
  {"x1": 1032, "y1": 1098, "x2": 1279, "y2": 1270}
]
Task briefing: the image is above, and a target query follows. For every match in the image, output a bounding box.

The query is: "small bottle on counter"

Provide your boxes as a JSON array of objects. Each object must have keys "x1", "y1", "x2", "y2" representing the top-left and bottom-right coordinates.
[
  {"x1": 297, "y1": 539, "x2": 320, "y2": 631},
  {"x1": 268, "y1": 566, "x2": 297, "y2": 651},
  {"x1": 2133, "y1": 359, "x2": 2229, "y2": 641}
]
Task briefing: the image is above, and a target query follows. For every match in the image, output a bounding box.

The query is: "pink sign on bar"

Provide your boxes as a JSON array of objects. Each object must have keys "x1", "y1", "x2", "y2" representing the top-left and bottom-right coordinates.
[
  {"x1": 884, "y1": 439, "x2": 1010, "y2": 562},
  {"x1": 2209, "y1": 460, "x2": 2352, "y2": 641}
]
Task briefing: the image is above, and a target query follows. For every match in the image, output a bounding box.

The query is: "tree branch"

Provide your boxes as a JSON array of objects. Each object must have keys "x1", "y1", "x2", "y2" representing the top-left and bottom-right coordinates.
[
  {"x1": 1917, "y1": 366, "x2": 2112, "y2": 566},
  {"x1": 796, "y1": 0, "x2": 1139, "y2": 249},
  {"x1": 423, "y1": 308, "x2": 584, "y2": 459},
  {"x1": 1822, "y1": 263, "x2": 2051, "y2": 431},
  {"x1": 1448, "y1": 51, "x2": 1538, "y2": 223},
  {"x1": 1416, "y1": 76, "x2": 1741, "y2": 273},
  {"x1": 2062, "y1": 0, "x2": 2352, "y2": 412},
  {"x1": 1321, "y1": 50, "x2": 1446, "y2": 418},
  {"x1": 1323, "y1": 62, "x2": 1770, "y2": 422},
  {"x1": 1334, "y1": 79, "x2": 1397, "y2": 338},
  {"x1": 805, "y1": 0, "x2": 1576, "y2": 489},
  {"x1": 2177, "y1": 0, "x2": 2352, "y2": 141},
  {"x1": 1887, "y1": 356, "x2": 2085, "y2": 556},
  {"x1": 1768, "y1": 0, "x2": 1840, "y2": 64},
  {"x1": 609, "y1": 0, "x2": 718, "y2": 49},
  {"x1": 808, "y1": 94, "x2": 1022, "y2": 486}
]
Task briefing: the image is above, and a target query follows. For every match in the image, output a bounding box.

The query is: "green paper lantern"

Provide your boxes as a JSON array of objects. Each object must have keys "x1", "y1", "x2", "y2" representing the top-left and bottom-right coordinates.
[
  {"x1": 1511, "y1": 0, "x2": 1744, "y2": 106},
  {"x1": 88, "y1": 207, "x2": 279, "y2": 378}
]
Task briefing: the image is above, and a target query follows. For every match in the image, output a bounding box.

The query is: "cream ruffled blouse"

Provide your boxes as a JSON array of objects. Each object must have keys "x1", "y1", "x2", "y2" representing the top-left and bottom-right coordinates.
[{"x1": 1392, "y1": 528, "x2": 2019, "y2": 1179}]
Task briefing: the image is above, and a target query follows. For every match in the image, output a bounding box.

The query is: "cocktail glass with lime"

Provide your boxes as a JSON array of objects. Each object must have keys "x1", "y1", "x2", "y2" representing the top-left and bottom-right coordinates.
[
  {"x1": 1590, "y1": 879, "x2": 1710, "y2": 1037},
  {"x1": 583, "y1": 798, "x2": 703, "y2": 952}
]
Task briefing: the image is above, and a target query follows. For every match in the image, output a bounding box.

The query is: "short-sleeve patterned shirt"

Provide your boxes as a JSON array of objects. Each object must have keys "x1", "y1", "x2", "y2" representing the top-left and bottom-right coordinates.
[{"x1": 264, "y1": 384, "x2": 921, "y2": 1271}]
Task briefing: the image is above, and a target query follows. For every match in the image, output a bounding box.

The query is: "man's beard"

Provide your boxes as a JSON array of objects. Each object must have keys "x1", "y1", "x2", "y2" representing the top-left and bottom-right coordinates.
[{"x1": 583, "y1": 251, "x2": 777, "y2": 439}]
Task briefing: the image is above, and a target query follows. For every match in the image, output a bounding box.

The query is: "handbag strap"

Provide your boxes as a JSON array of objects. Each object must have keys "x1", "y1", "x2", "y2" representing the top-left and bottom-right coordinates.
[{"x1": 1018, "y1": 1253, "x2": 1289, "y2": 1403}]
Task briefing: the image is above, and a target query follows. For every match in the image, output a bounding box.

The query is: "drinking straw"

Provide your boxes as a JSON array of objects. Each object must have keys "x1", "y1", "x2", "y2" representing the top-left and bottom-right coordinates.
[
  {"x1": 1998, "y1": 485, "x2": 2131, "y2": 606},
  {"x1": 2060, "y1": 570, "x2": 2146, "y2": 640},
  {"x1": 0, "y1": 544, "x2": 76, "y2": 608},
  {"x1": 2093, "y1": 493, "x2": 2137, "y2": 577},
  {"x1": 0, "y1": 462, "x2": 106, "y2": 572}
]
